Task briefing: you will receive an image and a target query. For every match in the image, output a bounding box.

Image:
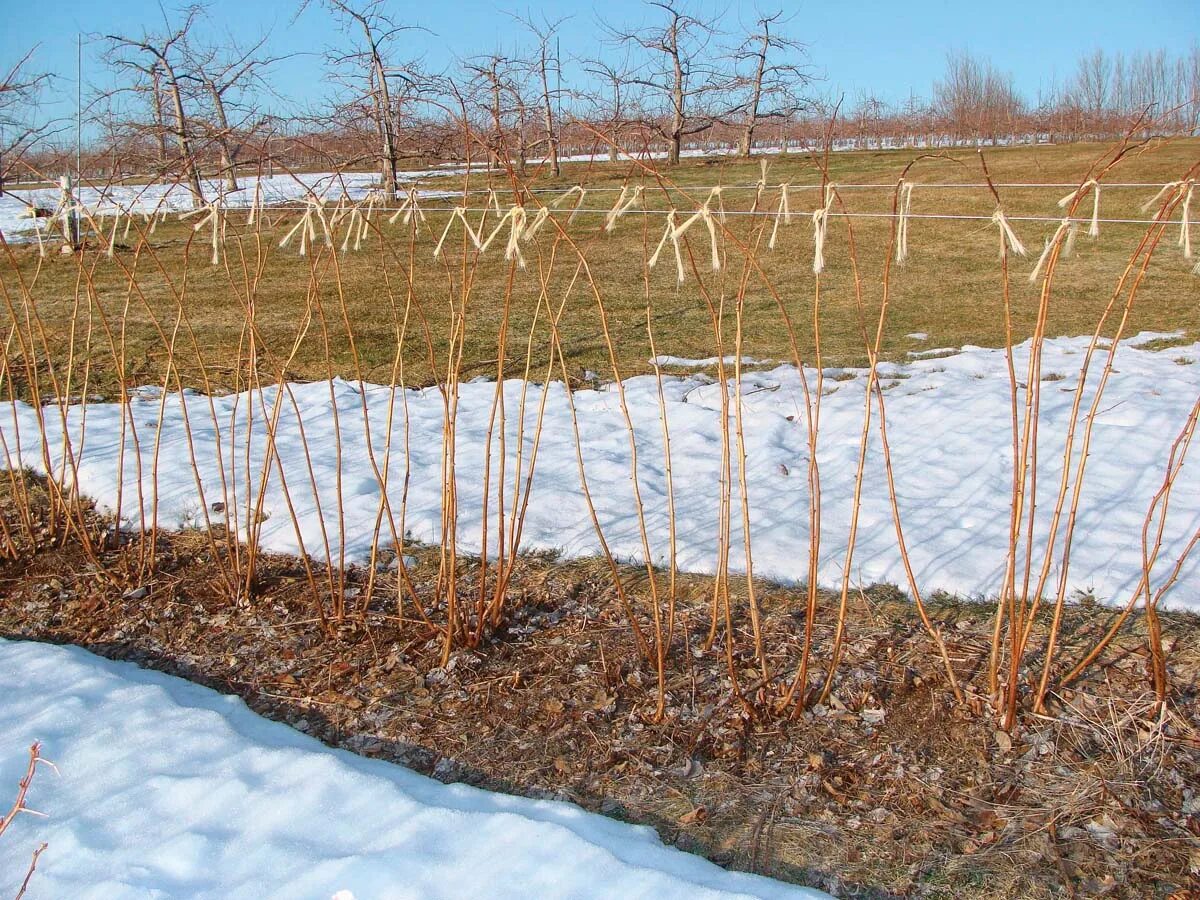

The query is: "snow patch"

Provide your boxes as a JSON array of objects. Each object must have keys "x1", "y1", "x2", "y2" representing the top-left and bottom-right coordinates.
[
  {"x1": 0, "y1": 639, "x2": 825, "y2": 899},
  {"x1": 1, "y1": 334, "x2": 1198, "y2": 608},
  {"x1": 650, "y1": 355, "x2": 770, "y2": 368}
]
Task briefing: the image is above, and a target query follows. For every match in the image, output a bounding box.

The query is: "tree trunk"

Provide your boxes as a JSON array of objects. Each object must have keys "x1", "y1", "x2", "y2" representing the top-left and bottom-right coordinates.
[
  {"x1": 539, "y1": 51, "x2": 559, "y2": 177},
  {"x1": 163, "y1": 64, "x2": 204, "y2": 208},
  {"x1": 363, "y1": 21, "x2": 398, "y2": 197},
  {"x1": 375, "y1": 70, "x2": 398, "y2": 196},
  {"x1": 737, "y1": 124, "x2": 753, "y2": 158},
  {"x1": 151, "y1": 67, "x2": 168, "y2": 172},
  {"x1": 209, "y1": 84, "x2": 239, "y2": 194},
  {"x1": 739, "y1": 32, "x2": 768, "y2": 158},
  {"x1": 669, "y1": 37, "x2": 684, "y2": 166}
]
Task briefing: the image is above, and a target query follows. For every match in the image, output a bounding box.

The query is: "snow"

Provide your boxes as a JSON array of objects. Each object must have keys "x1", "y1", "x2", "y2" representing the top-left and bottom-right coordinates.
[
  {"x1": 0, "y1": 170, "x2": 459, "y2": 243},
  {"x1": 650, "y1": 355, "x2": 771, "y2": 368},
  {"x1": 0, "y1": 639, "x2": 826, "y2": 899},
  {"x1": 905, "y1": 332, "x2": 928, "y2": 341},
  {"x1": 2, "y1": 333, "x2": 1198, "y2": 608},
  {"x1": 906, "y1": 346, "x2": 959, "y2": 358}
]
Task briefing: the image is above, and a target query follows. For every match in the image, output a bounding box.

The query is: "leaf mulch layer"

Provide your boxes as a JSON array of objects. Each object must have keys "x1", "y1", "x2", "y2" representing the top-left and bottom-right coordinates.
[{"x1": 2, "y1": 525, "x2": 1199, "y2": 898}]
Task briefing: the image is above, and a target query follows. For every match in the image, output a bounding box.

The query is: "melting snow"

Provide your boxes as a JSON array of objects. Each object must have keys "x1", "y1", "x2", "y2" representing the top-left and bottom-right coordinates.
[
  {"x1": 1, "y1": 334, "x2": 1197, "y2": 608},
  {"x1": 0, "y1": 639, "x2": 825, "y2": 899}
]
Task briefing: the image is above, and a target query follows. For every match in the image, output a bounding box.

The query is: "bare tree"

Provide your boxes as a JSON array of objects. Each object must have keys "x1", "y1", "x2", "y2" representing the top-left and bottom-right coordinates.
[
  {"x1": 183, "y1": 33, "x2": 279, "y2": 193},
  {"x1": 0, "y1": 48, "x2": 53, "y2": 195},
  {"x1": 582, "y1": 53, "x2": 635, "y2": 161},
  {"x1": 104, "y1": 7, "x2": 206, "y2": 207},
  {"x1": 933, "y1": 50, "x2": 1022, "y2": 145},
  {"x1": 609, "y1": 1, "x2": 730, "y2": 165},
  {"x1": 729, "y1": 11, "x2": 809, "y2": 157},
  {"x1": 462, "y1": 53, "x2": 532, "y2": 173},
  {"x1": 513, "y1": 15, "x2": 566, "y2": 176},
  {"x1": 324, "y1": 0, "x2": 421, "y2": 196}
]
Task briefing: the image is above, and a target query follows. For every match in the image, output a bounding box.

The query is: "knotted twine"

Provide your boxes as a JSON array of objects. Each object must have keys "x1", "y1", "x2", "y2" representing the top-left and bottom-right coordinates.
[
  {"x1": 811, "y1": 184, "x2": 837, "y2": 275},
  {"x1": 895, "y1": 181, "x2": 915, "y2": 264},
  {"x1": 604, "y1": 185, "x2": 644, "y2": 232},
  {"x1": 1029, "y1": 217, "x2": 1076, "y2": 284},
  {"x1": 990, "y1": 208, "x2": 1028, "y2": 258},
  {"x1": 1057, "y1": 179, "x2": 1101, "y2": 238}
]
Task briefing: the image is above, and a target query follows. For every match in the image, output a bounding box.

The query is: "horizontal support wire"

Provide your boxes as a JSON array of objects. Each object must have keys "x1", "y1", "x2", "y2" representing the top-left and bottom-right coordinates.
[
  {"x1": 151, "y1": 205, "x2": 1182, "y2": 227},
  {"x1": 468, "y1": 182, "x2": 1177, "y2": 193}
]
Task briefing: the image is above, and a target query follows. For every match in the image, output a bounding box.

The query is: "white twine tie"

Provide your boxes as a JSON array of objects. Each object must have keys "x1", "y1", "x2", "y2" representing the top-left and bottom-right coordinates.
[
  {"x1": 1141, "y1": 181, "x2": 1183, "y2": 214},
  {"x1": 768, "y1": 182, "x2": 792, "y2": 250},
  {"x1": 604, "y1": 185, "x2": 643, "y2": 232},
  {"x1": 432, "y1": 207, "x2": 482, "y2": 259},
  {"x1": 180, "y1": 201, "x2": 223, "y2": 266},
  {"x1": 646, "y1": 192, "x2": 723, "y2": 282},
  {"x1": 1029, "y1": 217, "x2": 1073, "y2": 284},
  {"x1": 278, "y1": 198, "x2": 332, "y2": 257},
  {"x1": 990, "y1": 208, "x2": 1027, "y2": 258},
  {"x1": 1058, "y1": 179, "x2": 1101, "y2": 238},
  {"x1": 550, "y1": 185, "x2": 587, "y2": 223},
  {"x1": 648, "y1": 210, "x2": 687, "y2": 283},
  {"x1": 1177, "y1": 180, "x2": 1193, "y2": 261},
  {"x1": 895, "y1": 181, "x2": 915, "y2": 264},
  {"x1": 475, "y1": 205, "x2": 530, "y2": 268},
  {"x1": 812, "y1": 184, "x2": 836, "y2": 275},
  {"x1": 387, "y1": 186, "x2": 427, "y2": 228}
]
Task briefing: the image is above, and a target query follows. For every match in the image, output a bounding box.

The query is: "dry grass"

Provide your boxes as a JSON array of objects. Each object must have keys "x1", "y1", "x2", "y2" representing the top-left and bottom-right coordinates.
[{"x1": 2, "y1": 138, "x2": 1197, "y2": 399}]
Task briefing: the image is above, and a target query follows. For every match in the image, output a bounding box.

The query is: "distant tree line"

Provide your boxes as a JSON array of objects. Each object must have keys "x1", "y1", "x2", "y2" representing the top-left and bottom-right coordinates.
[{"x1": 3, "y1": 1, "x2": 1197, "y2": 203}]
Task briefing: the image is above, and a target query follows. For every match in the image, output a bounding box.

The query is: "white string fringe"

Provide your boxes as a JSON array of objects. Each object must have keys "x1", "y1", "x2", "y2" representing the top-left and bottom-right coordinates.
[
  {"x1": 768, "y1": 182, "x2": 791, "y2": 250},
  {"x1": 1141, "y1": 181, "x2": 1182, "y2": 214},
  {"x1": 990, "y1": 208, "x2": 1028, "y2": 258},
  {"x1": 1058, "y1": 179, "x2": 1101, "y2": 238},
  {"x1": 337, "y1": 198, "x2": 377, "y2": 253},
  {"x1": 1177, "y1": 180, "x2": 1193, "y2": 261},
  {"x1": 895, "y1": 181, "x2": 915, "y2": 264},
  {"x1": 278, "y1": 199, "x2": 333, "y2": 257},
  {"x1": 646, "y1": 191, "x2": 724, "y2": 282},
  {"x1": 704, "y1": 186, "x2": 727, "y2": 224},
  {"x1": 812, "y1": 184, "x2": 836, "y2": 275},
  {"x1": 1063, "y1": 220, "x2": 1079, "y2": 258},
  {"x1": 432, "y1": 207, "x2": 483, "y2": 259},
  {"x1": 550, "y1": 185, "x2": 587, "y2": 223},
  {"x1": 475, "y1": 205, "x2": 531, "y2": 268},
  {"x1": 754, "y1": 159, "x2": 769, "y2": 209},
  {"x1": 181, "y1": 202, "x2": 224, "y2": 265},
  {"x1": 387, "y1": 186, "x2": 426, "y2": 228},
  {"x1": 648, "y1": 210, "x2": 687, "y2": 283},
  {"x1": 604, "y1": 185, "x2": 643, "y2": 232},
  {"x1": 522, "y1": 206, "x2": 552, "y2": 241},
  {"x1": 1029, "y1": 217, "x2": 1073, "y2": 284}
]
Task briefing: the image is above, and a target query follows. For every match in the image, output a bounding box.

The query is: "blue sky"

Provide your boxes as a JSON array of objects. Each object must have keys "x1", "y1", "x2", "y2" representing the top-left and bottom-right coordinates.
[{"x1": 3, "y1": 0, "x2": 1196, "y2": 129}]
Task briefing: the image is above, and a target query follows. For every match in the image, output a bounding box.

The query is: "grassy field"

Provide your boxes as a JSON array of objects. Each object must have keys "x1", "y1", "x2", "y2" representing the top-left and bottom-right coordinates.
[{"x1": 2, "y1": 137, "x2": 1198, "y2": 397}]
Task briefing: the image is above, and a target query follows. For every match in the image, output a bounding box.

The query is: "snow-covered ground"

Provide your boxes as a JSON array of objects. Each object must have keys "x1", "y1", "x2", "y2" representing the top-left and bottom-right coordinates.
[
  {"x1": 2, "y1": 332, "x2": 1197, "y2": 608},
  {"x1": 649, "y1": 355, "x2": 772, "y2": 368},
  {"x1": 0, "y1": 169, "x2": 460, "y2": 243},
  {"x1": 0, "y1": 639, "x2": 825, "y2": 899}
]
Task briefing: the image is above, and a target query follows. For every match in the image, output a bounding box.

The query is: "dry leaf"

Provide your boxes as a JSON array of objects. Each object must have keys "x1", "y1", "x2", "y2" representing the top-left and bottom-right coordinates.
[
  {"x1": 994, "y1": 729, "x2": 1012, "y2": 754},
  {"x1": 678, "y1": 805, "x2": 708, "y2": 826}
]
